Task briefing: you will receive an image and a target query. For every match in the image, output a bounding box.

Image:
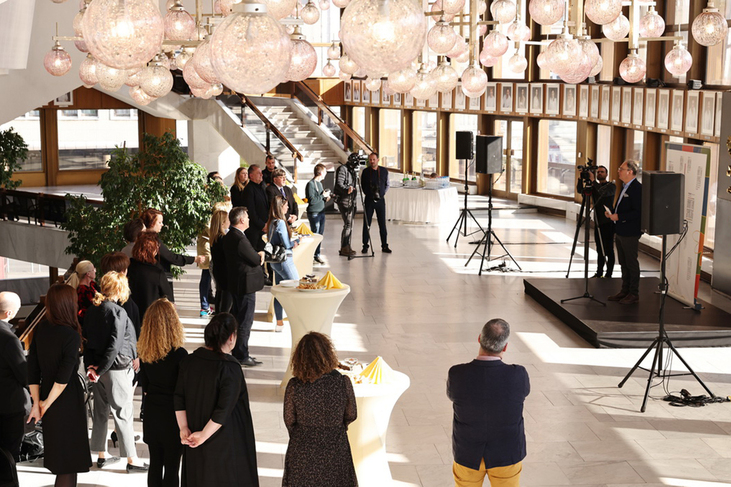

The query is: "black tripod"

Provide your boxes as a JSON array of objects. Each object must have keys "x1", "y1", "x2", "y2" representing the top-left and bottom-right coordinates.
[
  {"x1": 618, "y1": 237, "x2": 714, "y2": 412},
  {"x1": 466, "y1": 174, "x2": 521, "y2": 275},
  {"x1": 447, "y1": 159, "x2": 484, "y2": 248},
  {"x1": 561, "y1": 181, "x2": 605, "y2": 306},
  {"x1": 348, "y1": 167, "x2": 375, "y2": 261}
]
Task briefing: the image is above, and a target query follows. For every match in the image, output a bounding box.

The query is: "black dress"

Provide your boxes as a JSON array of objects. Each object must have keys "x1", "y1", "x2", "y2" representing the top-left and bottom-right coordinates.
[
  {"x1": 282, "y1": 370, "x2": 358, "y2": 487},
  {"x1": 128, "y1": 258, "x2": 174, "y2": 321},
  {"x1": 174, "y1": 348, "x2": 259, "y2": 487},
  {"x1": 27, "y1": 321, "x2": 92, "y2": 475}
]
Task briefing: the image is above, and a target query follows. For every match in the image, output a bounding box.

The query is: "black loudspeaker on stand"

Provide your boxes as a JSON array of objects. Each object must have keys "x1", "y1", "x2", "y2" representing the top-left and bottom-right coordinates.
[
  {"x1": 618, "y1": 171, "x2": 714, "y2": 412},
  {"x1": 447, "y1": 131, "x2": 484, "y2": 247}
]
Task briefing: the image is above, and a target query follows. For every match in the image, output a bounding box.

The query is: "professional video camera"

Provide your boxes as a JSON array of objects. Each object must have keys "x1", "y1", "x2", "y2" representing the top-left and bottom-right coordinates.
[
  {"x1": 577, "y1": 158, "x2": 597, "y2": 181},
  {"x1": 346, "y1": 150, "x2": 368, "y2": 169}
]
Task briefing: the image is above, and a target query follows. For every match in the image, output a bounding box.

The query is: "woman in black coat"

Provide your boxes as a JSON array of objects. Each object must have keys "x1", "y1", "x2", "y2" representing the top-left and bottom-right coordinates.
[
  {"x1": 174, "y1": 313, "x2": 259, "y2": 487},
  {"x1": 209, "y1": 209, "x2": 233, "y2": 315},
  {"x1": 230, "y1": 167, "x2": 248, "y2": 208},
  {"x1": 138, "y1": 298, "x2": 188, "y2": 487},
  {"x1": 28, "y1": 284, "x2": 92, "y2": 487},
  {"x1": 128, "y1": 231, "x2": 174, "y2": 322}
]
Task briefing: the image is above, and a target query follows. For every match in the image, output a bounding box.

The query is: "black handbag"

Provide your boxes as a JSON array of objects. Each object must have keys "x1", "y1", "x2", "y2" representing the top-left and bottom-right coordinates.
[{"x1": 264, "y1": 241, "x2": 287, "y2": 263}]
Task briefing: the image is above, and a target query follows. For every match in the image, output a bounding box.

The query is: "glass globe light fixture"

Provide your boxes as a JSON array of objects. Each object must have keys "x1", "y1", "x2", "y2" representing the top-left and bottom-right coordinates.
[
  {"x1": 333, "y1": 0, "x2": 350, "y2": 8},
  {"x1": 584, "y1": 0, "x2": 621, "y2": 25},
  {"x1": 365, "y1": 76, "x2": 382, "y2": 90},
  {"x1": 602, "y1": 13, "x2": 630, "y2": 40},
  {"x1": 210, "y1": 83, "x2": 224, "y2": 96},
  {"x1": 339, "y1": 53, "x2": 359, "y2": 74},
  {"x1": 478, "y1": 24, "x2": 488, "y2": 36},
  {"x1": 79, "y1": 54, "x2": 100, "y2": 87},
  {"x1": 461, "y1": 64, "x2": 488, "y2": 97},
  {"x1": 340, "y1": 0, "x2": 428, "y2": 77},
  {"x1": 387, "y1": 65, "x2": 417, "y2": 92},
  {"x1": 560, "y1": 50, "x2": 591, "y2": 83},
  {"x1": 483, "y1": 30, "x2": 509, "y2": 57},
  {"x1": 441, "y1": 0, "x2": 466, "y2": 15},
  {"x1": 320, "y1": 0, "x2": 331, "y2": 9},
  {"x1": 73, "y1": 6, "x2": 89, "y2": 52},
  {"x1": 140, "y1": 56, "x2": 175, "y2": 97},
  {"x1": 219, "y1": 0, "x2": 237, "y2": 15},
  {"x1": 262, "y1": 0, "x2": 298, "y2": 17},
  {"x1": 639, "y1": 6, "x2": 665, "y2": 38},
  {"x1": 327, "y1": 42, "x2": 341, "y2": 59},
  {"x1": 507, "y1": 53, "x2": 528, "y2": 73},
  {"x1": 664, "y1": 41, "x2": 693, "y2": 76},
  {"x1": 589, "y1": 53, "x2": 603, "y2": 77},
  {"x1": 190, "y1": 85, "x2": 214, "y2": 99},
  {"x1": 339, "y1": 70, "x2": 352, "y2": 80},
  {"x1": 410, "y1": 65, "x2": 437, "y2": 100},
  {"x1": 432, "y1": 58, "x2": 458, "y2": 92},
  {"x1": 354, "y1": 67, "x2": 368, "y2": 78},
  {"x1": 286, "y1": 27, "x2": 318, "y2": 81},
  {"x1": 692, "y1": 2, "x2": 729, "y2": 47},
  {"x1": 82, "y1": 0, "x2": 164, "y2": 70},
  {"x1": 214, "y1": 0, "x2": 223, "y2": 13},
  {"x1": 545, "y1": 33, "x2": 582, "y2": 76},
  {"x1": 210, "y1": 0, "x2": 292, "y2": 95},
  {"x1": 446, "y1": 34, "x2": 467, "y2": 58},
  {"x1": 430, "y1": 0, "x2": 454, "y2": 22},
  {"x1": 183, "y1": 56, "x2": 210, "y2": 89},
  {"x1": 578, "y1": 36, "x2": 600, "y2": 69},
  {"x1": 96, "y1": 62, "x2": 128, "y2": 91},
  {"x1": 159, "y1": 53, "x2": 172, "y2": 70},
  {"x1": 175, "y1": 47, "x2": 193, "y2": 70},
  {"x1": 323, "y1": 60, "x2": 337, "y2": 76},
  {"x1": 44, "y1": 42, "x2": 73, "y2": 77},
  {"x1": 454, "y1": 48, "x2": 470, "y2": 63},
  {"x1": 536, "y1": 50, "x2": 549, "y2": 70},
  {"x1": 477, "y1": 0, "x2": 487, "y2": 15},
  {"x1": 507, "y1": 19, "x2": 531, "y2": 41},
  {"x1": 192, "y1": 40, "x2": 220, "y2": 83},
  {"x1": 301, "y1": 1, "x2": 320, "y2": 24},
  {"x1": 479, "y1": 49, "x2": 499, "y2": 67},
  {"x1": 164, "y1": 0, "x2": 196, "y2": 40},
  {"x1": 491, "y1": 0, "x2": 516, "y2": 24},
  {"x1": 166, "y1": 0, "x2": 176, "y2": 8},
  {"x1": 125, "y1": 66, "x2": 144, "y2": 86},
  {"x1": 130, "y1": 85, "x2": 155, "y2": 105},
  {"x1": 618, "y1": 50, "x2": 646, "y2": 83},
  {"x1": 427, "y1": 19, "x2": 458, "y2": 54},
  {"x1": 528, "y1": 0, "x2": 564, "y2": 26}
]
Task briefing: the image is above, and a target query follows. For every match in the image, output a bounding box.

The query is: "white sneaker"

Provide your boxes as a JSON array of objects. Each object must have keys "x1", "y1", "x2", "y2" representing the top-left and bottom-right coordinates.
[{"x1": 274, "y1": 324, "x2": 284, "y2": 333}]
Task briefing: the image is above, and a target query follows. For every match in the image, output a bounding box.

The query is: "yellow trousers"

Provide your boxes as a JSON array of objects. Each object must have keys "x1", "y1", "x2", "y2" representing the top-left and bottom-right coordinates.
[{"x1": 453, "y1": 459, "x2": 522, "y2": 487}]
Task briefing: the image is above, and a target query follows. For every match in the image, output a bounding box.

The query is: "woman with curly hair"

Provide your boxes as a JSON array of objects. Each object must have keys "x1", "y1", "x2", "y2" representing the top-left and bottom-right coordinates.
[
  {"x1": 282, "y1": 332, "x2": 357, "y2": 487},
  {"x1": 128, "y1": 231, "x2": 174, "y2": 321},
  {"x1": 137, "y1": 298, "x2": 188, "y2": 487}
]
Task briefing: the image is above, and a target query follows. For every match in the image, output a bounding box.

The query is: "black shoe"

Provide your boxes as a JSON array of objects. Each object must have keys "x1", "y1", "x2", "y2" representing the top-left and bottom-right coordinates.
[
  {"x1": 382, "y1": 246, "x2": 392, "y2": 253},
  {"x1": 97, "y1": 456, "x2": 120, "y2": 468},
  {"x1": 591, "y1": 273, "x2": 602, "y2": 278},
  {"x1": 239, "y1": 357, "x2": 262, "y2": 367},
  {"x1": 607, "y1": 291, "x2": 628, "y2": 301},
  {"x1": 362, "y1": 245, "x2": 369, "y2": 254},
  {"x1": 126, "y1": 463, "x2": 149, "y2": 473},
  {"x1": 264, "y1": 278, "x2": 273, "y2": 286},
  {"x1": 314, "y1": 255, "x2": 325, "y2": 264}
]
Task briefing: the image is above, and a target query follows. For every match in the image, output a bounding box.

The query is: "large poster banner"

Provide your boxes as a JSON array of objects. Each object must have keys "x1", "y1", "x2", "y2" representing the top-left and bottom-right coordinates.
[{"x1": 664, "y1": 142, "x2": 711, "y2": 310}]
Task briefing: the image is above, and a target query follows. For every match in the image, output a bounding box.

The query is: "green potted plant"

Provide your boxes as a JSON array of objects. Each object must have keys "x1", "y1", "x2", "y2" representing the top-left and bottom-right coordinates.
[{"x1": 0, "y1": 127, "x2": 27, "y2": 190}]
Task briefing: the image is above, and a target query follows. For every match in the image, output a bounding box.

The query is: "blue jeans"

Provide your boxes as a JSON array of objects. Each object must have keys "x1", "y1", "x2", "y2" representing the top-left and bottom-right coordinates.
[
  {"x1": 199, "y1": 268, "x2": 211, "y2": 310},
  {"x1": 271, "y1": 257, "x2": 299, "y2": 320},
  {"x1": 307, "y1": 211, "x2": 326, "y2": 257}
]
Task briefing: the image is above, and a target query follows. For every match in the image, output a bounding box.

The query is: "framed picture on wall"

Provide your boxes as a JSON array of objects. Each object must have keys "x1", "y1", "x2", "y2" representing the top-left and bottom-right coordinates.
[
  {"x1": 393, "y1": 92, "x2": 402, "y2": 106},
  {"x1": 546, "y1": 84, "x2": 560, "y2": 115},
  {"x1": 611, "y1": 86, "x2": 621, "y2": 122},
  {"x1": 563, "y1": 85, "x2": 576, "y2": 117},
  {"x1": 500, "y1": 83, "x2": 513, "y2": 113},
  {"x1": 344, "y1": 81, "x2": 352, "y2": 102},
  {"x1": 485, "y1": 83, "x2": 497, "y2": 112},
  {"x1": 404, "y1": 92, "x2": 414, "y2": 107},
  {"x1": 455, "y1": 84, "x2": 466, "y2": 110},
  {"x1": 55, "y1": 91, "x2": 73, "y2": 107},
  {"x1": 468, "y1": 92, "x2": 481, "y2": 111},
  {"x1": 700, "y1": 91, "x2": 715, "y2": 136},
  {"x1": 530, "y1": 83, "x2": 543, "y2": 114},
  {"x1": 670, "y1": 89, "x2": 684, "y2": 132},
  {"x1": 363, "y1": 85, "x2": 371, "y2": 103},
  {"x1": 621, "y1": 87, "x2": 632, "y2": 124},
  {"x1": 515, "y1": 83, "x2": 529, "y2": 113},
  {"x1": 353, "y1": 80, "x2": 361, "y2": 102},
  {"x1": 428, "y1": 92, "x2": 439, "y2": 109},
  {"x1": 590, "y1": 85, "x2": 599, "y2": 119},
  {"x1": 381, "y1": 87, "x2": 391, "y2": 106},
  {"x1": 578, "y1": 85, "x2": 589, "y2": 118},
  {"x1": 716, "y1": 91, "x2": 723, "y2": 137},
  {"x1": 644, "y1": 88, "x2": 656, "y2": 129},
  {"x1": 442, "y1": 89, "x2": 453, "y2": 110},
  {"x1": 632, "y1": 88, "x2": 644, "y2": 127},
  {"x1": 685, "y1": 91, "x2": 700, "y2": 134},
  {"x1": 657, "y1": 89, "x2": 669, "y2": 130},
  {"x1": 416, "y1": 95, "x2": 427, "y2": 108},
  {"x1": 600, "y1": 85, "x2": 610, "y2": 120},
  {"x1": 374, "y1": 88, "x2": 382, "y2": 106}
]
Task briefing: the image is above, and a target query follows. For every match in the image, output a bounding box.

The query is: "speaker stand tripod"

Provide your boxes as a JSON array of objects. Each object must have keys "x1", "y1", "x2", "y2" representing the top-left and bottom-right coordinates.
[{"x1": 447, "y1": 159, "x2": 484, "y2": 248}]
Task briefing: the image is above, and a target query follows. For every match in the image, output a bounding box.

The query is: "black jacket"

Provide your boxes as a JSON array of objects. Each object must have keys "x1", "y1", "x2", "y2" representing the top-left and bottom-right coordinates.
[
  {"x1": 0, "y1": 320, "x2": 31, "y2": 415},
  {"x1": 83, "y1": 300, "x2": 137, "y2": 376},
  {"x1": 223, "y1": 228, "x2": 265, "y2": 296},
  {"x1": 613, "y1": 179, "x2": 643, "y2": 237},
  {"x1": 578, "y1": 179, "x2": 616, "y2": 226},
  {"x1": 157, "y1": 241, "x2": 195, "y2": 280},
  {"x1": 128, "y1": 258, "x2": 174, "y2": 321},
  {"x1": 334, "y1": 164, "x2": 357, "y2": 206},
  {"x1": 360, "y1": 165, "x2": 390, "y2": 201},
  {"x1": 266, "y1": 184, "x2": 299, "y2": 221},
  {"x1": 230, "y1": 184, "x2": 246, "y2": 208},
  {"x1": 210, "y1": 234, "x2": 228, "y2": 291},
  {"x1": 242, "y1": 181, "x2": 270, "y2": 251}
]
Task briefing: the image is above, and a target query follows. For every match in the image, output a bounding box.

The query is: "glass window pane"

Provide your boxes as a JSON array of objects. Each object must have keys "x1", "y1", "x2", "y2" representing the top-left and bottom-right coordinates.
[
  {"x1": 510, "y1": 121, "x2": 524, "y2": 194},
  {"x1": 493, "y1": 120, "x2": 507, "y2": 191},
  {"x1": 537, "y1": 119, "x2": 576, "y2": 197},
  {"x1": 378, "y1": 109, "x2": 401, "y2": 169},
  {"x1": 57, "y1": 109, "x2": 139, "y2": 171},
  {"x1": 413, "y1": 111, "x2": 437, "y2": 175},
  {"x1": 449, "y1": 113, "x2": 478, "y2": 182},
  {"x1": 596, "y1": 125, "x2": 612, "y2": 170},
  {"x1": 351, "y1": 107, "x2": 366, "y2": 143},
  {"x1": 0, "y1": 112, "x2": 43, "y2": 172},
  {"x1": 703, "y1": 142, "x2": 719, "y2": 250}
]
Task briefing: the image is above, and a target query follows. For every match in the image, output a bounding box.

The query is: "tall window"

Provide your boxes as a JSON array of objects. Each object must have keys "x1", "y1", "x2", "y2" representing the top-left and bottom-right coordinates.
[
  {"x1": 493, "y1": 120, "x2": 507, "y2": 191},
  {"x1": 449, "y1": 113, "x2": 478, "y2": 182},
  {"x1": 413, "y1": 111, "x2": 437, "y2": 175},
  {"x1": 536, "y1": 120, "x2": 576, "y2": 197},
  {"x1": 704, "y1": 142, "x2": 719, "y2": 250},
  {"x1": 351, "y1": 106, "x2": 366, "y2": 142},
  {"x1": 378, "y1": 109, "x2": 402, "y2": 169},
  {"x1": 0, "y1": 111, "x2": 43, "y2": 172},
  {"x1": 596, "y1": 125, "x2": 612, "y2": 171}
]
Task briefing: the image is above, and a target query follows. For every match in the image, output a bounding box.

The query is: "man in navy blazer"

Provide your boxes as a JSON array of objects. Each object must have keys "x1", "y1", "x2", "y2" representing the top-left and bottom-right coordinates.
[
  {"x1": 360, "y1": 152, "x2": 392, "y2": 253},
  {"x1": 447, "y1": 318, "x2": 530, "y2": 486},
  {"x1": 605, "y1": 160, "x2": 643, "y2": 305}
]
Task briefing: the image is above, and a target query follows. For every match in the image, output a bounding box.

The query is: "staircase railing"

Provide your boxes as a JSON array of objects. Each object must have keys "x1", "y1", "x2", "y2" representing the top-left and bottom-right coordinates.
[{"x1": 293, "y1": 81, "x2": 374, "y2": 156}]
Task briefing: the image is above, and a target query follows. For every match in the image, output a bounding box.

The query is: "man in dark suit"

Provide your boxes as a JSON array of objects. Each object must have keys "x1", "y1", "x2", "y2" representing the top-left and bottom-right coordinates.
[
  {"x1": 447, "y1": 318, "x2": 529, "y2": 487},
  {"x1": 577, "y1": 165, "x2": 616, "y2": 278},
  {"x1": 242, "y1": 164, "x2": 270, "y2": 252},
  {"x1": 265, "y1": 168, "x2": 299, "y2": 224},
  {"x1": 0, "y1": 292, "x2": 31, "y2": 480},
  {"x1": 223, "y1": 207, "x2": 266, "y2": 367},
  {"x1": 605, "y1": 160, "x2": 643, "y2": 304},
  {"x1": 360, "y1": 152, "x2": 391, "y2": 254}
]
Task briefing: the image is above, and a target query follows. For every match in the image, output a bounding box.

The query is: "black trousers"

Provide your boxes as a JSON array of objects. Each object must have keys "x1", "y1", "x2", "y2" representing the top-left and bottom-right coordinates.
[
  {"x1": 232, "y1": 292, "x2": 256, "y2": 360},
  {"x1": 214, "y1": 288, "x2": 234, "y2": 315},
  {"x1": 615, "y1": 234, "x2": 640, "y2": 296},
  {"x1": 338, "y1": 201, "x2": 356, "y2": 248},
  {"x1": 363, "y1": 198, "x2": 388, "y2": 248},
  {"x1": 0, "y1": 411, "x2": 24, "y2": 461},
  {"x1": 147, "y1": 439, "x2": 182, "y2": 487},
  {"x1": 594, "y1": 223, "x2": 615, "y2": 277}
]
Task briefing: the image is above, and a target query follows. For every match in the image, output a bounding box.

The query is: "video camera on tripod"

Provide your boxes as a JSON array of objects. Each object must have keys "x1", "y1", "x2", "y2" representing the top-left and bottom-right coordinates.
[{"x1": 576, "y1": 158, "x2": 597, "y2": 193}]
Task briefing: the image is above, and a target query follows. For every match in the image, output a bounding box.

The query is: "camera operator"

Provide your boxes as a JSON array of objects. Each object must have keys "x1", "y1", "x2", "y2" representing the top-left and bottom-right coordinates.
[
  {"x1": 334, "y1": 155, "x2": 359, "y2": 257},
  {"x1": 577, "y1": 163, "x2": 616, "y2": 278},
  {"x1": 360, "y1": 152, "x2": 392, "y2": 253}
]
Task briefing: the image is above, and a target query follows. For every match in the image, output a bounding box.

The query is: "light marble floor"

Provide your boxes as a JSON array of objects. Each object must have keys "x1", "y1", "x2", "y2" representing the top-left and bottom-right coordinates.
[{"x1": 17, "y1": 208, "x2": 731, "y2": 487}]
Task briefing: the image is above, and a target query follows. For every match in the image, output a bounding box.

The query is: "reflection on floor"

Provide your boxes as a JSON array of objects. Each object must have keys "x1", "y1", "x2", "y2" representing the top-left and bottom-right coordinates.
[{"x1": 18, "y1": 209, "x2": 731, "y2": 487}]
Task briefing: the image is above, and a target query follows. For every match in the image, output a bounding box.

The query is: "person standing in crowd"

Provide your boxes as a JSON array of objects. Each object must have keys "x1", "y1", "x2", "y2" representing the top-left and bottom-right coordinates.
[
  {"x1": 0, "y1": 292, "x2": 30, "y2": 484},
  {"x1": 578, "y1": 165, "x2": 616, "y2": 279},
  {"x1": 209, "y1": 209, "x2": 233, "y2": 315},
  {"x1": 262, "y1": 154, "x2": 277, "y2": 186},
  {"x1": 334, "y1": 160, "x2": 357, "y2": 257},
  {"x1": 27, "y1": 285, "x2": 92, "y2": 487},
  {"x1": 447, "y1": 319, "x2": 530, "y2": 487},
  {"x1": 360, "y1": 152, "x2": 391, "y2": 254},
  {"x1": 137, "y1": 298, "x2": 188, "y2": 487},
  {"x1": 305, "y1": 163, "x2": 330, "y2": 265},
  {"x1": 282, "y1": 332, "x2": 357, "y2": 487},
  {"x1": 605, "y1": 160, "x2": 643, "y2": 305},
  {"x1": 128, "y1": 232, "x2": 174, "y2": 322},
  {"x1": 121, "y1": 219, "x2": 145, "y2": 258},
  {"x1": 267, "y1": 196, "x2": 300, "y2": 333},
  {"x1": 230, "y1": 166, "x2": 249, "y2": 208},
  {"x1": 100, "y1": 252, "x2": 141, "y2": 338},
  {"x1": 242, "y1": 165, "x2": 270, "y2": 252},
  {"x1": 223, "y1": 207, "x2": 266, "y2": 367},
  {"x1": 266, "y1": 168, "x2": 299, "y2": 224},
  {"x1": 83, "y1": 272, "x2": 148, "y2": 473},
  {"x1": 196, "y1": 220, "x2": 214, "y2": 317},
  {"x1": 67, "y1": 260, "x2": 98, "y2": 322},
  {"x1": 175, "y1": 313, "x2": 259, "y2": 487}
]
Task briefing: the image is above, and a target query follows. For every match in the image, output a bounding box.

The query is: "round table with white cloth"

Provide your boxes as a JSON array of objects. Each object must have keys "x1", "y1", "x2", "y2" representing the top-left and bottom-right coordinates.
[
  {"x1": 386, "y1": 186, "x2": 459, "y2": 224},
  {"x1": 267, "y1": 234, "x2": 324, "y2": 320}
]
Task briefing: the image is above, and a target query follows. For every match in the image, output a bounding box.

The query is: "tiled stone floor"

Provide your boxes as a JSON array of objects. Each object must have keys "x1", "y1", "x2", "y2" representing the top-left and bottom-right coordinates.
[{"x1": 17, "y1": 208, "x2": 731, "y2": 487}]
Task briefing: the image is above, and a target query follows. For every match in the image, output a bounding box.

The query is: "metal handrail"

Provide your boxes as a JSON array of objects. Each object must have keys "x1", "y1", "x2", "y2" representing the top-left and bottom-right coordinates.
[
  {"x1": 238, "y1": 94, "x2": 304, "y2": 181},
  {"x1": 294, "y1": 81, "x2": 374, "y2": 156}
]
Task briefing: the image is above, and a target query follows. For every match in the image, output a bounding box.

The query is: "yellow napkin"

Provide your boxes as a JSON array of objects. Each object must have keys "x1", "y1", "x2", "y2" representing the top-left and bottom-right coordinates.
[
  {"x1": 295, "y1": 223, "x2": 314, "y2": 235},
  {"x1": 317, "y1": 271, "x2": 344, "y2": 289},
  {"x1": 359, "y1": 356, "x2": 395, "y2": 385},
  {"x1": 293, "y1": 192, "x2": 305, "y2": 205}
]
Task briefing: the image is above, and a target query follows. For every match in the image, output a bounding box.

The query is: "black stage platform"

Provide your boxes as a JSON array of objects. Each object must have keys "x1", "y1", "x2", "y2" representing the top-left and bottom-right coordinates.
[{"x1": 524, "y1": 277, "x2": 731, "y2": 348}]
